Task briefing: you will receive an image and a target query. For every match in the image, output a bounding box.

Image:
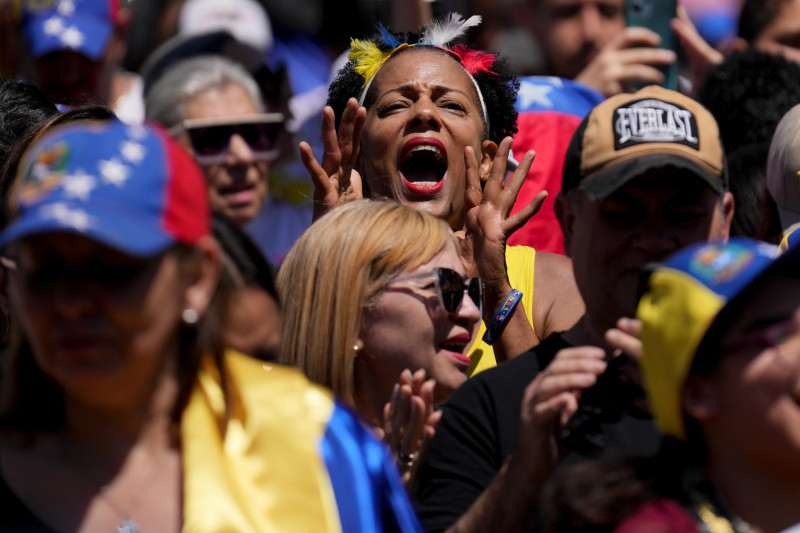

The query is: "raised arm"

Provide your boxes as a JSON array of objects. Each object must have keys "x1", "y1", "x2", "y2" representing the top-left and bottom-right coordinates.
[
  {"x1": 446, "y1": 346, "x2": 606, "y2": 532},
  {"x1": 670, "y1": 5, "x2": 723, "y2": 96},
  {"x1": 460, "y1": 137, "x2": 546, "y2": 362}
]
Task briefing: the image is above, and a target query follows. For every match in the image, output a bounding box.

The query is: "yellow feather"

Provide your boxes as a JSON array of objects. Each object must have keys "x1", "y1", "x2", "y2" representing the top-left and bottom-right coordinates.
[{"x1": 349, "y1": 39, "x2": 390, "y2": 87}]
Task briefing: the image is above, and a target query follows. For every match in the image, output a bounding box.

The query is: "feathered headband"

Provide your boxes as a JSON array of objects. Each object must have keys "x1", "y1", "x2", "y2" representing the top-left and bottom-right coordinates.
[{"x1": 349, "y1": 13, "x2": 498, "y2": 126}]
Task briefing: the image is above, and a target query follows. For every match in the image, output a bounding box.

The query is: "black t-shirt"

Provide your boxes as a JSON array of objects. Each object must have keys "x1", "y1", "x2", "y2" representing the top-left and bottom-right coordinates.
[
  {"x1": 415, "y1": 333, "x2": 661, "y2": 533},
  {"x1": 0, "y1": 473, "x2": 56, "y2": 532}
]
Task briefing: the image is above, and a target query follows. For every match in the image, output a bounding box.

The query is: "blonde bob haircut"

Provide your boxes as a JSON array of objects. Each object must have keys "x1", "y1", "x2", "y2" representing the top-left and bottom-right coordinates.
[{"x1": 278, "y1": 200, "x2": 457, "y2": 406}]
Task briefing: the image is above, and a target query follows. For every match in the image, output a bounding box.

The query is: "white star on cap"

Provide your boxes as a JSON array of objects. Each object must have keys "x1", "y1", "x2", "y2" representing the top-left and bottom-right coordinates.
[
  {"x1": 42, "y1": 203, "x2": 92, "y2": 232},
  {"x1": 62, "y1": 169, "x2": 96, "y2": 201},
  {"x1": 57, "y1": 0, "x2": 75, "y2": 16},
  {"x1": 43, "y1": 16, "x2": 65, "y2": 36},
  {"x1": 518, "y1": 82, "x2": 554, "y2": 109},
  {"x1": 60, "y1": 26, "x2": 85, "y2": 50},
  {"x1": 99, "y1": 158, "x2": 130, "y2": 187},
  {"x1": 128, "y1": 126, "x2": 148, "y2": 140},
  {"x1": 120, "y1": 141, "x2": 146, "y2": 164}
]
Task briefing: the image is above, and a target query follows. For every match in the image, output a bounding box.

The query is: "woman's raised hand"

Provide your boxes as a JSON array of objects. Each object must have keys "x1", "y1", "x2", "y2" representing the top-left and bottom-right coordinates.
[
  {"x1": 382, "y1": 368, "x2": 440, "y2": 491},
  {"x1": 299, "y1": 98, "x2": 367, "y2": 221},
  {"x1": 460, "y1": 137, "x2": 545, "y2": 285}
]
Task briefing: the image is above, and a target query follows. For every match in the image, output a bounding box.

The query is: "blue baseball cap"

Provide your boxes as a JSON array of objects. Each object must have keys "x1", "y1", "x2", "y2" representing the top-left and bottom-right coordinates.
[
  {"x1": 0, "y1": 119, "x2": 210, "y2": 256},
  {"x1": 22, "y1": 0, "x2": 119, "y2": 61}
]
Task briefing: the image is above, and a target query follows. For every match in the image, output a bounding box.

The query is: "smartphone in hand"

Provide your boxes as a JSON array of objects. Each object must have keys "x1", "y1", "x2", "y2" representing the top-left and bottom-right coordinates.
[{"x1": 626, "y1": 0, "x2": 678, "y2": 91}]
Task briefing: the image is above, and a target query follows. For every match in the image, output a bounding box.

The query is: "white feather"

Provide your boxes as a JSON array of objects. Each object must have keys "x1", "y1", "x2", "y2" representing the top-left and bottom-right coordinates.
[{"x1": 421, "y1": 13, "x2": 482, "y2": 47}]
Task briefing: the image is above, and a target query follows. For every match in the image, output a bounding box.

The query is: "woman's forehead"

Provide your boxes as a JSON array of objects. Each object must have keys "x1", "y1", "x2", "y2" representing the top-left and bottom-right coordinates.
[
  {"x1": 370, "y1": 48, "x2": 477, "y2": 98},
  {"x1": 12, "y1": 232, "x2": 145, "y2": 264}
]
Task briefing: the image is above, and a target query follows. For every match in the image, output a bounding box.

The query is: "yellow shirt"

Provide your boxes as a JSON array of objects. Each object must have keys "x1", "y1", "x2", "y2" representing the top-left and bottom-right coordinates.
[{"x1": 466, "y1": 246, "x2": 536, "y2": 376}]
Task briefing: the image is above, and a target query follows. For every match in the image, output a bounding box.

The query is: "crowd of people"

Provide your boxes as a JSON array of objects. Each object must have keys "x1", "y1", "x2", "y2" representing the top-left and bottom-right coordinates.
[{"x1": 1, "y1": 0, "x2": 799, "y2": 532}]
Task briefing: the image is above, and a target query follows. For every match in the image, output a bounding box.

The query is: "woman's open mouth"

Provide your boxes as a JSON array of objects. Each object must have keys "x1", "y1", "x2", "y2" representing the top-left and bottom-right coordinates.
[
  {"x1": 220, "y1": 182, "x2": 257, "y2": 207},
  {"x1": 400, "y1": 137, "x2": 447, "y2": 195},
  {"x1": 439, "y1": 333, "x2": 472, "y2": 367}
]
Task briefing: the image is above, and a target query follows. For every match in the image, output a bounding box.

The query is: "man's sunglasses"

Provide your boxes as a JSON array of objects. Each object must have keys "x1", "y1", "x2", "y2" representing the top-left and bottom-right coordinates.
[
  {"x1": 387, "y1": 267, "x2": 484, "y2": 315},
  {"x1": 170, "y1": 113, "x2": 285, "y2": 165}
]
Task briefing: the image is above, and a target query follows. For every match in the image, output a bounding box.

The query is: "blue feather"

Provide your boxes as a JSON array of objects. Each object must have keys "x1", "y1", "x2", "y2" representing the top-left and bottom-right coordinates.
[{"x1": 377, "y1": 24, "x2": 402, "y2": 49}]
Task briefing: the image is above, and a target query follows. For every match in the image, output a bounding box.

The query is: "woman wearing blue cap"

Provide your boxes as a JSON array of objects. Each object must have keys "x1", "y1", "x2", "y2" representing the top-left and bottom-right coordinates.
[
  {"x1": 546, "y1": 238, "x2": 800, "y2": 532},
  {"x1": 0, "y1": 119, "x2": 421, "y2": 532},
  {"x1": 616, "y1": 238, "x2": 800, "y2": 532}
]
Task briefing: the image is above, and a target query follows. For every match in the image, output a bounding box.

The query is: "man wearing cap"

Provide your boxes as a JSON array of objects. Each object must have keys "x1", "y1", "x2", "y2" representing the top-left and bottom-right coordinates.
[
  {"x1": 415, "y1": 85, "x2": 734, "y2": 533},
  {"x1": 17, "y1": 0, "x2": 143, "y2": 124},
  {"x1": 767, "y1": 102, "x2": 800, "y2": 250}
]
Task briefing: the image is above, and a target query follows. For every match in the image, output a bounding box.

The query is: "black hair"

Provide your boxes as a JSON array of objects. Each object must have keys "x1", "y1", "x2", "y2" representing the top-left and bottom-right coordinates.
[
  {"x1": 211, "y1": 212, "x2": 279, "y2": 302},
  {"x1": 0, "y1": 78, "x2": 58, "y2": 171},
  {"x1": 738, "y1": 0, "x2": 790, "y2": 43},
  {"x1": 212, "y1": 213, "x2": 280, "y2": 362},
  {"x1": 726, "y1": 143, "x2": 782, "y2": 244},
  {"x1": 326, "y1": 26, "x2": 519, "y2": 145},
  {"x1": 697, "y1": 49, "x2": 800, "y2": 154}
]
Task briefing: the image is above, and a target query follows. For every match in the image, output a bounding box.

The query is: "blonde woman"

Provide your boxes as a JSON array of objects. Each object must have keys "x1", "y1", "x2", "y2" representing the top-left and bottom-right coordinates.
[{"x1": 279, "y1": 200, "x2": 482, "y2": 481}]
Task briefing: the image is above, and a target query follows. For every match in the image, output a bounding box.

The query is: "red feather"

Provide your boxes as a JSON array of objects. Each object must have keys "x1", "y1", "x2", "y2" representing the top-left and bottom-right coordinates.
[{"x1": 450, "y1": 44, "x2": 497, "y2": 76}]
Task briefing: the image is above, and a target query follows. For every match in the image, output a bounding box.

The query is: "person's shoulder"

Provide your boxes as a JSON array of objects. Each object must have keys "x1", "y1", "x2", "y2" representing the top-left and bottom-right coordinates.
[
  {"x1": 452, "y1": 333, "x2": 570, "y2": 408},
  {"x1": 533, "y1": 252, "x2": 584, "y2": 335},
  {"x1": 226, "y1": 350, "x2": 322, "y2": 386},
  {"x1": 534, "y1": 252, "x2": 580, "y2": 297},
  {"x1": 534, "y1": 251, "x2": 575, "y2": 281},
  {"x1": 224, "y1": 350, "x2": 335, "y2": 423}
]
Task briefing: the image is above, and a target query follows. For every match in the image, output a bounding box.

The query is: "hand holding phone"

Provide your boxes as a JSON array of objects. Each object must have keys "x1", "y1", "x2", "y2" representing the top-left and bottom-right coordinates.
[{"x1": 626, "y1": 0, "x2": 679, "y2": 90}]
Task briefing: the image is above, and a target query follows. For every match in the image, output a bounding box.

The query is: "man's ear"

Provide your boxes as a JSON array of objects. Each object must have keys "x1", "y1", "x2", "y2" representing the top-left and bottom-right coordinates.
[
  {"x1": 183, "y1": 236, "x2": 221, "y2": 320},
  {"x1": 720, "y1": 191, "x2": 734, "y2": 241},
  {"x1": 554, "y1": 192, "x2": 575, "y2": 257},
  {"x1": 479, "y1": 140, "x2": 498, "y2": 181}
]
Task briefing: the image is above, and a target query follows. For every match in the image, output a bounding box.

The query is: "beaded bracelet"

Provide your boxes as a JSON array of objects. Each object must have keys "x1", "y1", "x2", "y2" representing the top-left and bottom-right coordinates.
[{"x1": 482, "y1": 288, "x2": 523, "y2": 345}]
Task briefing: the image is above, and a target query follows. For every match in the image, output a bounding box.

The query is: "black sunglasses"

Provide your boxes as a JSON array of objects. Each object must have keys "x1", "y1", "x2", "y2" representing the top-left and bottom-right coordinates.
[
  {"x1": 387, "y1": 267, "x2": 484, "y2": 314},
  {"x1": 171, "y1": 113, "x2": 284, "y2": 165}
]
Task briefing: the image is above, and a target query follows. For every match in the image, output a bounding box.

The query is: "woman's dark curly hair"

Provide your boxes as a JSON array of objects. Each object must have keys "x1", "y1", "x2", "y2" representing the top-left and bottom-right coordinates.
[{"x1": 327, "y1": 26, "x2": 519, "y2": 145}]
